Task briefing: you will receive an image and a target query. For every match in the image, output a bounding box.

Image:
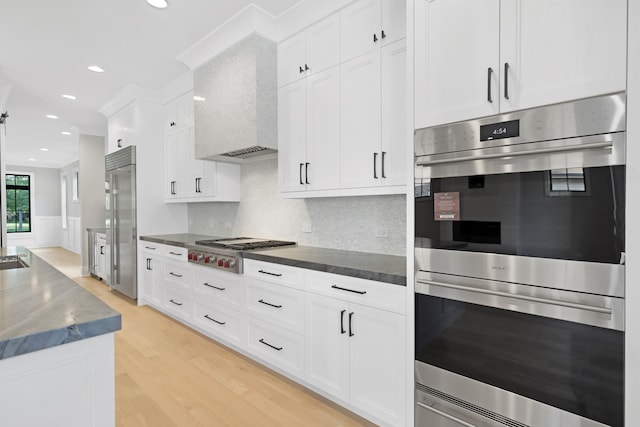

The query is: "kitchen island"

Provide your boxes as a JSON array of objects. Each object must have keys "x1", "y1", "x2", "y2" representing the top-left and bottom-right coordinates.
[{"x1": 0, "y1": 246, "x2": 121, "y2": 427}]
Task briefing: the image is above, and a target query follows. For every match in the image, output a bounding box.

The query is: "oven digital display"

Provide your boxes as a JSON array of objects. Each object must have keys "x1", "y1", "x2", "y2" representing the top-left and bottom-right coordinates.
[{"x1": 480, "y1": 119, "x2": 520, "y2": 141}]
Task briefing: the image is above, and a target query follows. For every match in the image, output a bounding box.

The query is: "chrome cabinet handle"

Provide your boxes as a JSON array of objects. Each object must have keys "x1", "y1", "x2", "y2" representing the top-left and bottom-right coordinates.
[
  {"x1": 416, "y1": 279, "x2": 612, "y2": 314},
  {"x1": 169, "y1": 251, "x2": 182, "y2": 256},
  {"x1": 416, "y1": 401, "x2": 478, "y2": 427},
  {"x1": 416, "y1": 141, "x2": 613, "y2": 167}
]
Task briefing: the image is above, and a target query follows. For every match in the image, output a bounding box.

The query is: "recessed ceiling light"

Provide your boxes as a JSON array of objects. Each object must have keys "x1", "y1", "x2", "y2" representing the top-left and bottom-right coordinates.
[
  {"x1": 61, "y1": 131, "x2": 71, "y2": 135},
  {"x1": 46, "y1": 114, "x2": 58, "y2": 119},
  {"x1": 193, "y1": 95, "x2": 206, "y2": 102},
  {"x1": 62, "y1": 94, "x2": 76, "y2": 100},
  {"x1": 40, "y1": 148, "x2": 49, "y2": 152},
  {"x1": 28, "y1": 158, "x2": 36, "y2": 162},
  {"x1": 88, "y1": 65, "x2": 105, "y2": 73},
  {"x1": 146, "y1": 0, "x2": 168, "y2": 8}
]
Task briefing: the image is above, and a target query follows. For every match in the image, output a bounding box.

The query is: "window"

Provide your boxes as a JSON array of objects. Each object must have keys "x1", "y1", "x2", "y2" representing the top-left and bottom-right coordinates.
[
  {"x1": 72, "y1": 169, "x2": 79, "y2": 201},
  {"x1": 5, "y1": 174, "x2": 32, "y2": 233}
]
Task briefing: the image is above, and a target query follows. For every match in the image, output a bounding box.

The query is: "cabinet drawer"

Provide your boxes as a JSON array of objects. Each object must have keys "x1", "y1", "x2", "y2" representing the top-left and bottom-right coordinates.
[
  {"x1": 140, "y1": 240, "x2": 166, "y2": 253},
  {"x1": 306, "y1": 271, "x2": 406, "y2": 314},
  {"x1": 164, "y1": 261, "x2": 193, "y2": 290},
  {"x1": 163, "y1": 287, "x2": 192, "y2": 321},
  {"x1": 247, "y1": 317, "x2": 304, "y2": 378},
  {"x1": 243, "y1": 259, "x2": 304, "y2": 290},
  {"x1": 194, "y1": 300, "x2": 245, "y2": 346},
  {"x1": 246, "y1": 279, "x2": 304, "y2": 334},
  {"x1": 162, "y1": 245, "x2": 188, "y2": 262},
  {"x1": 193, "y1": 266, "x2": 244, "y2": 307}
]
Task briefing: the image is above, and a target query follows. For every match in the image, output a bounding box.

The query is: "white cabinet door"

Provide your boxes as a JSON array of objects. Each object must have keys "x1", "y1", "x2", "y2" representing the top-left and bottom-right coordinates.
[
  {"x1": 499, "y1": 0, "x2": 627, "y2": 113},
  {"x1": 278, "y1": 31, "x2": 307, "y2": 87},
  {"x1": 306, "y1": 12, "x2": 340, "y2": 76},
  {"x1": 306, "y1": 66, "x2": 341, "y2": 191},
  {"x1": 278, "y1": 80, "x2": 308, "y2": 192},
  {"x1": 305, "y1": 293, "x2": 350, "y2": 402},
  {"x1": 380, "y1": 39, "x2": 407, "y2": 187},
  {"x1": 165, "y1": 131, "x2": 180, "y2": 199},
  {"x1": 380, "y1": 0, "x2": 406, "y2": 46},
  {"x1": 340, "y1": 0, "x2": 381, "y2": 62},
  {"x1": 349, "y1": 303, "x2": 406, "y2": 427},
  {"x1": 415, "y1": 0, "x2": 500, "y2": 129},
  {"x1": 340, "y1": 51, "x2": 381, "y2": 189}
]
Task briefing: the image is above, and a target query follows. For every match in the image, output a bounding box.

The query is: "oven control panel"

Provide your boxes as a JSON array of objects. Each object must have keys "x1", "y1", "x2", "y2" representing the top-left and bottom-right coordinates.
[{"x1": 187, "y1": 250, "x2": 240, "y2": 273}]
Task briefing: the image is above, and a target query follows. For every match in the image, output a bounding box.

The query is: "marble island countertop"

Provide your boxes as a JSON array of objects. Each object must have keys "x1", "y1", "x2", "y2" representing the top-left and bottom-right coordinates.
[
  {"x1": 140, "y1": 234, "x2": 406, "y2": 286},
  {"x1": 0, "y1": 247, "x2": 121, "y2": 360}
]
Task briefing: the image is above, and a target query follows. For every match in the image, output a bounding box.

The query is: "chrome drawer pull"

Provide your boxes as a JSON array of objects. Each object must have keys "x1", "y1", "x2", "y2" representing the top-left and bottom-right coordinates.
[
  {"x1": 169, "y1": 272, "x2": 183, "y2": 278},
  {"x1": 203, "y1": 282, "x2": 225, "y2": 291},
  {"x1": 259, "y1": 338, "x2": 283, "y2": 351},
  {"x1": 259, "y1": 299, "x2": 283, "y2": 309},
  {"x1": 416, "y1": 401, "x2": 478, "y2": 427},
  {"x1": 204, "y1": 314, "x2": 225, "y2": 325},
  {"x1": 169, "y1": 251, "x2": 182, "y2": 256},
  {"x1": 417, "y1": 279, "x2": 612, "y2": 314},
  {"x1": 258, "y1": 269, "x2": 282, "y2": 277},
  {"x1": 169, "y1": 299, "x2": 183, "y2": 306},
  {"x1": 331, "y1": 285, "x2": 367, "y2": 295}
]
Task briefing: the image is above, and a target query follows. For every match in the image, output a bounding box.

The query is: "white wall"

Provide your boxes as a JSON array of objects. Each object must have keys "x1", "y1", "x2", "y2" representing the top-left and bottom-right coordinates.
[
  {"x1": 79, "y1": 134, "x2": 106, "y2": 274},
  {"x1": 59, "y1": 161, "x2": 81, "y2": 253},
  {"x1": 5, "y1": 165, "x2": 62, "y2": 249},
  {"x1": 188, "y1": 157, "x2": 406, "y2": 256}
]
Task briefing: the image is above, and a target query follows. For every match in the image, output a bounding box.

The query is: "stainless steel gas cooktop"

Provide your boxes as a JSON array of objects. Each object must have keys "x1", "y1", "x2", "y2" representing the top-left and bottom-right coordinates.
[{"x1": 186, "y1": 237, "x2": 296, "y2": 273}]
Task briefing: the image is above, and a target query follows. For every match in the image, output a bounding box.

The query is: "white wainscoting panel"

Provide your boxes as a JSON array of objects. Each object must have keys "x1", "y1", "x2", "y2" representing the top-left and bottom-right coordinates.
[
  {"x1": 61, "y1": 216, "x2": 82, "y2": 254},
  {"x1": 6, "y1": 216, "x2": 62, "y2": 249}
]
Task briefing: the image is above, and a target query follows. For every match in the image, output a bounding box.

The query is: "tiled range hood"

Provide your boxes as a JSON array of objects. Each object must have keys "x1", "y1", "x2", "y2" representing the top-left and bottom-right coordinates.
[{"x1": 193, "y1": 33, "x2": 277, "y2": 162}]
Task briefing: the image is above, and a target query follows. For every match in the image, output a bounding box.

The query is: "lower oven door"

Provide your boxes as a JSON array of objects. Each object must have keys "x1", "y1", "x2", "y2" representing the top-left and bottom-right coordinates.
[{"x1": 415, "y1": 272, "x2": 624, "y2": 427}]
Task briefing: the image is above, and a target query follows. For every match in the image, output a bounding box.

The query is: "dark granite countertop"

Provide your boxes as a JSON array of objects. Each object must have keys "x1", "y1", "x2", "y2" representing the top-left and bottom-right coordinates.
[
  {"x1": 139, "y1": 234, "x2": 406, "y2": 286},
  {"x1": 0, "y1": 247, "x2": 121, "y2": 360},
  {"x1": 243, "y1": 246, "x2": 406, "y2": 286},
  {"x1": 140, "y1": 233, "x2": 220, "y2": 247}
]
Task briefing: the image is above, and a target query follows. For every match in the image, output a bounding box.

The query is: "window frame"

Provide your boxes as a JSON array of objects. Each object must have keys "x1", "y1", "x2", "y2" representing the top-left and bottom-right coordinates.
[{"x1": 5, "y1": 172, "x2": 34, "y2": 234}]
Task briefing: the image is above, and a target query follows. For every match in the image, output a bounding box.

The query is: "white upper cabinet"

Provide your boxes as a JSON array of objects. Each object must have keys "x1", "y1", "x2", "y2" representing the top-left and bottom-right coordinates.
[
  {"x1": 340, "y1": 39, "x2": 406, "y2": 190},
  {"x1": 164, "y1": 92, "x2": 240, "y2": 202},
  {"x1": 279, "y1": 66, "x2": 341, "y2": 194},
  {"x1": 499, "y1": 0, "x2": 627, "y2": 113},
  {"x1": 340, "y1": 0, "x2": 406, "y2": 62},
  {"x1": 278, "y1": 13, "x2": 340, "y2": 87},
  {"x1": 415, "y1": 0, "x2": 627, "y2": 129},
  {"x1": 107, "y1": 103, "x2": 137, "y2": 153}
]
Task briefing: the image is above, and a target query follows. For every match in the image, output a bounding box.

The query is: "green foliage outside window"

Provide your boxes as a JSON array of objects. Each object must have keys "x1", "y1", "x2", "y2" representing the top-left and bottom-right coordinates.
[{"x1": 6, "y1": 174, "x2": 31, "y2": 233}]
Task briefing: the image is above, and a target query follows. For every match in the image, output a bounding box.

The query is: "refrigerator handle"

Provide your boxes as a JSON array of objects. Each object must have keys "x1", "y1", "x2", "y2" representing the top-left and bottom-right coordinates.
[{"x1": 111, "y1": 174, "x2": 119, "y2": 287}]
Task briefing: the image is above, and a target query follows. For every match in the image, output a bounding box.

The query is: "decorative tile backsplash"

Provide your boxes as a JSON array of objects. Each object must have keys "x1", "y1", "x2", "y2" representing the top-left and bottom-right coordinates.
[{"x1": 188, "y1": 157, "x2": 406, "y2": 256}]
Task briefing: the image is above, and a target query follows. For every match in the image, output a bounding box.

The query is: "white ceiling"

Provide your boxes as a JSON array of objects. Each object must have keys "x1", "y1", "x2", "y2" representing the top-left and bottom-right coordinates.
[{"x1": 0, "y1": 0, "x2": 304, "y2": 168}]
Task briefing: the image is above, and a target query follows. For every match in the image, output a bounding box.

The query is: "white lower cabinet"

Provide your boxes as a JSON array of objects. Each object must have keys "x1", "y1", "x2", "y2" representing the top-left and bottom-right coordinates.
[
  {"x1": 194, "y1": 300, "x2": 245, "y2": 346},
  {"x1": 305, "y1": 292, "x2": 406, "y2": 427},
  {"x1": 247, "y1": 317, "x2": 305, "y2": 378},
  {"x1": 140, "y1": 251, "x2": 406, "y2": 426}
]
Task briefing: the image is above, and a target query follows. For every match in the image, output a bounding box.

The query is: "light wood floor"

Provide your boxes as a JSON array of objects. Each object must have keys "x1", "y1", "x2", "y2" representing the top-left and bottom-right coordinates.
[{"x1": 31, "y1": 247, "x2": 376, "y2": 427}]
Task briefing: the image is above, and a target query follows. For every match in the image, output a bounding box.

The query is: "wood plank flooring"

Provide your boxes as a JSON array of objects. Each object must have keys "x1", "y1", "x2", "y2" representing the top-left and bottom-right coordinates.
[{"x1": 30, "y1": 247, "x2": 375, "y2": 427}]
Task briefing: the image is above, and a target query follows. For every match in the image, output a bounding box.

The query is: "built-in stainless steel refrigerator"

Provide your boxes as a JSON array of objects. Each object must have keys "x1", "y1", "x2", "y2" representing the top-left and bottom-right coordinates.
[{"x1": 105, "y1": 146, "x2": 137, "y2": 300}]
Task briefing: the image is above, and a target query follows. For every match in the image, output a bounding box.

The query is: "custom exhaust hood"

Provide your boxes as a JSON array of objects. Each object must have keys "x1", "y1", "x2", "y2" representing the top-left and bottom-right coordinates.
[{"x1": 193, "y1": 33, "x2": 277, "y2": 162}]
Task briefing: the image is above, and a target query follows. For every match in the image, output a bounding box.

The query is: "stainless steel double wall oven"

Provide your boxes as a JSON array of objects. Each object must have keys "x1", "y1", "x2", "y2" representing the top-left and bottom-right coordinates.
[{"x1": 414, "y1": 93, "x2": 626, "y2": 427}]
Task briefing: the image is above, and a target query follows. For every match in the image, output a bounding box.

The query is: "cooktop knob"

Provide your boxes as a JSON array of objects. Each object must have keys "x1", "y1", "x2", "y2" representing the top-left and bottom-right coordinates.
[{"x1": 228, "y1": 259, "x2": 237, "y2": 268}]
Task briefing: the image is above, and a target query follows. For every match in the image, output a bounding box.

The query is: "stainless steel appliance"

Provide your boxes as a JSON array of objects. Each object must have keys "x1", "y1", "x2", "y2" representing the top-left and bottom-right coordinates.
[
  {"x1": 414, "y1": 93, "x2": 626, "y2": 427},
  {"x1": 105, "y1": 146, "x2": 137, "y2": 299},
  {"x1": 186, "y1": 237, "x2": 296, "y2": 274}
]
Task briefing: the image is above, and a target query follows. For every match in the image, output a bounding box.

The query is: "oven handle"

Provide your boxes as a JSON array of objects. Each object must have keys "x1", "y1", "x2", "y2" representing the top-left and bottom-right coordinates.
[
  {"x1": 417, "y1": 279, "x2": 612, "y2": 315},
  {"x1": 416, "y1": 140, "x2": 612, "y2": 167},
  {"x1": 416, "y1": 401, "x2": 478, "y2": 427}
]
